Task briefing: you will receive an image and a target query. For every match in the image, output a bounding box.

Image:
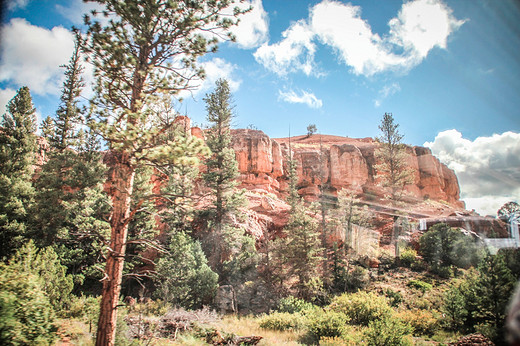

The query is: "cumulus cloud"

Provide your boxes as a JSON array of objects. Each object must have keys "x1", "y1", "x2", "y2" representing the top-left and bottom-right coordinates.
[
  {"x1": 254, "y1": 20, "x2": 317, "y2": 76},
  {"x1": 0, "y1": 18, "x2": 75, "y2": 96},
  {"x1": 230, "y1": 0, "x2": 269, "y2": 49},
  {"x1": 0, "y1": 87, "x2": 17, "y2": 114},
  {"x1": 425, "y1": 130, "x2": 520, "y2": 216},
  {"x1": 374, "y1": 83, "x2": 401, "y2": 107},
  {"x1": 278, "y1": 89, "x2": 323, "y2": 109},
  {"x1": 255, "y1": 0, "x2": 463, "y2": 77}
]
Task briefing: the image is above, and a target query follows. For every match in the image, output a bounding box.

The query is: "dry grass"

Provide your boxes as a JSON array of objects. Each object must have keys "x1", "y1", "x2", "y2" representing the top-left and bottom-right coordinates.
[{"x1": 215, "y1": 315, "x2": 303, "y2": 345}]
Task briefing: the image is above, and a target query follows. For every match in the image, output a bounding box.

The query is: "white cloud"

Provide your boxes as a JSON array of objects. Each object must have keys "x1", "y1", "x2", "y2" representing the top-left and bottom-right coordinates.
[
  {"x1": 254, "y1": 20, "x2": 317, "y2": 76},
  {"x1": 56, "y1": 0, "x2": 107, "y2": 25},
  {"x1": 230, "y1": 0, "x2": 269, "y2": 49},
  {"x1": 425, "y1": 130, "x2": 520, "y2": 216},
  {"x1": 374, "y1": 82, "x2": 401, "y2": 107},
  {"x1": 255, "y1": 0, "x2": 463, "y2": 77},
  {"x1": 0, "y1": 18, "x2": 75, "y2": 96},
  {"x1": 7, "y1": 0, "x2": 31, "y2": 11},
  {"x1": 0, "y1": 88, "x2": 17, "y2": 114},
  {"x1": 279, "y1": 89, "x2": 323, "y2": 109},
  {"x1": 178, "y1": 58, "x2": 241, "y2": 99}
]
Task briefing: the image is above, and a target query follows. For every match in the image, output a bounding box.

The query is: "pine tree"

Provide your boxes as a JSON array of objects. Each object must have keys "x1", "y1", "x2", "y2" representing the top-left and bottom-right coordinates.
[
  {"x1": 155, "y1": 231, "x2": 218, "y2": 309},
  {"x1": 374, "y1": 113, "x2": 414, "y2": 202},
  {"x1": 32, "y1": 42, "x2": 110, "y2": 288},
  {"x1": 475, "y1": 253, "x2": 516, "y2": 340},
  {"x1": 82, "y1": 2, "x2": 246, "y2": 343},
  {"x1": 52, "y1": 32, "x2": 85, "y2": 151},
  {"x1": 201, "y1": 78, "x2": 254, "y2": 282},
  {"x1": 284, "y1": 202, "x2": 323, "y2": 300},
  {"x1": 0, "y1": 87, "x2": 37, "y2": 259}
]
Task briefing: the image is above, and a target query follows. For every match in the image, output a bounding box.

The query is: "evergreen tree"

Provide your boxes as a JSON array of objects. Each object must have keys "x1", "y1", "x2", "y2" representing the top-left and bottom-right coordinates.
[
  {"x1": 0, "y1": 86, "x2": 37, "y2": 259},
  {"x1": 284, "y1": 202, "x2": 323, "y2": 300},
  {"x1": 374, "y1": 113, "x2": 414, "y2": 202},
  {"x1": 82, "y1": 2, "x2": 246, "y2": 343},
  {"x1": 52, "y1": 32, "x2": 85, "y2": 151},
  {"x1": 155, "y1": 231, "x2": 218, "y2": 309},
  {"x1": 474, "y1": 253, "x2": 516, "y2": 341},
  {"x1": 201, "y1": 78, "x2": 253, "y2": 281},
  {"x1": 32, "y1": 42, "x2": 110, "y2": 288}
]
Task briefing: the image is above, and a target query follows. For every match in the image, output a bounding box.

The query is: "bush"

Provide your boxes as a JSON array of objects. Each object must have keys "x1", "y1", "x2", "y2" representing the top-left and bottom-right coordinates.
[
  {"x1": 396, "y1": 309, "x2": 439, "y2": 336},
  {"x1": 258, "y1": 312, "x2": 305, "y2": 331},
  {"x1": 384, "y1": 289, "x2": 403, "y2": 307},
  {"x1": 407, "y1": 279, "x2": 433, "y2": 293},
  {"x1": 328, "y1": 291, "x2": 392, "y2": 326},
  {"x1": 399, "y1": 248, "x2": 418, "y2": 268},
  {"x1": 305, "y1": 310, "x2": 349, "y2": 344},
  {"x1": 0, "y1": 266, "x2": 56, "y2": 345},
  {"x1": 419, "y1": 223, "x2": 484, "y2": 270},
  {"x1": 277, "y1": 296, "x2": 316, "y2": 314},
  {"x1": 364, "y1": 316, "x2": 413, "y2": 346}
]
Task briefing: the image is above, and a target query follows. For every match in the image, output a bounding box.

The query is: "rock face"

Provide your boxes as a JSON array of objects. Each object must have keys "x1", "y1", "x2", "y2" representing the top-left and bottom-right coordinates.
[{"x1": 230, "y1": 131, "x2": 464, "y2": 209}]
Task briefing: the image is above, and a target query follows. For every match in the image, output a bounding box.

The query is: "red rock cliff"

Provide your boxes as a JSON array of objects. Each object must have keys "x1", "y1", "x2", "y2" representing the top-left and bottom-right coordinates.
[{"x1": 230, "y1": 130, "x2": 464, "y2": 209}]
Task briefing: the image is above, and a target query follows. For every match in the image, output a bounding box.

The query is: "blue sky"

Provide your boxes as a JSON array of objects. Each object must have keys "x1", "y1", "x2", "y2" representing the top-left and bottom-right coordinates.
[{"x1": 1, "y1": 0, "x2": 519, "y2": 215}]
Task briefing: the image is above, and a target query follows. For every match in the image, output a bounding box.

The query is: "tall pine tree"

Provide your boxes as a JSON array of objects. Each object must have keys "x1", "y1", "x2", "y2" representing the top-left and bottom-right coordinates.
[
  {"x1": 201, "y1": 78, "x2": 254, "y2": 283},
  {"x1": 82, "y1": 2, "x2": 246, "y2": 343},
  {"x1": 0, "y1": 86, "x2": 37, "y2": 259},
  {"x1": 32, "y1": 39, "x2": 110, "y2": 288},
  {"x1": 374, "y1": 113, "x2": 414, "y2": 202}
]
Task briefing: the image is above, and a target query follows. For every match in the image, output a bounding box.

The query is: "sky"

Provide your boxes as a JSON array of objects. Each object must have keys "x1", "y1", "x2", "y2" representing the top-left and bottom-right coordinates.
[{"x1": 1, "y1": 0, "x2": 519, "y2": 216}]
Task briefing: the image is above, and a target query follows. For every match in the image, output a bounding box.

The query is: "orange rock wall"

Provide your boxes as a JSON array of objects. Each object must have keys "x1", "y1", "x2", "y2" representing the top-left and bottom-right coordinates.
[{"x1": 230, "y1": 130, "x2": 463, "y2": 208}]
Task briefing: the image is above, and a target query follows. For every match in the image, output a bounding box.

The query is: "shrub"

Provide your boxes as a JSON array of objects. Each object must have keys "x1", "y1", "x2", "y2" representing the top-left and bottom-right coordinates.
[
  {"x1": 328, "y1": 291, "x2": 392, "y2": 326},
  {"x1": 258, "y1": 312, "x2": 305, "y2": 331},
  {"x1": 364, "y1": 316, "x2": 413, "y2": 346},
  {"x1": 399, "y1": 248, "x2": 418, "y2": 268},
  {"x1": 0, "y1": 266, "x2": 56, "y2": 345},
  {"x1": 396, "y1": 309, "x2": 439, "y2": 336},
  {"x1": 277, "y1": 296, "x2": 316, "y2": 314},
  {"x1": 305, "y1": 310, "x2": 349, "y2": 344},
  {"x1": 407, "y1": 279, "x2": 433, "y2": 293},
  {"x1": 384, "y1": 289, "x2": 403, "y2": 307},
  {"x1": 419, "y1": 223, "x2": 484, "y2": 270}
]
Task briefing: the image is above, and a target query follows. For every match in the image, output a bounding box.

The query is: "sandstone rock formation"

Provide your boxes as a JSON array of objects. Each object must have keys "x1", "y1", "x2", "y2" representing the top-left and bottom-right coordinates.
[{"x1": 230, "y1": 130, "x2": 464, "y2": 209}]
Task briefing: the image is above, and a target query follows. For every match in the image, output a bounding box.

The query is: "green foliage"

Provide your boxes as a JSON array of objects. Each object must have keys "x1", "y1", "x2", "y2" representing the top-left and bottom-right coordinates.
[
  {"x1": 155, "y1": 231, "x2": 218, "y2": 309},
  {"x1": 399, "y1": 247, "x2": 418, "y2": 268},
  {"x1": 396, "y1": 309, "x2": 439, "y2": 336},
  {"x1": 306, "y1": 124, "x2": 317, "y2": 137},
  {"x1": 283, "y1": 202, "x2": 323, "y2": 300},
  {"x1": 49, "y1": 32, "x2": 85, "y2": 151},
  {"x1": 258, "y1": 312, "x2": 305, "y2": 331},
  {"x1": 8, "y1": 241, "x2": 73, "y2": 313},
  {"x1": 200, "y1": 79, "x2": 253, "y2": 281},
  {"x1": 384, "y1": 289, "x2": 403, "y2": 308},
  {"x1": 364, "y1": 316, "x2": 413, "y2": 346},
  {"x1": 328, "y1": 291, "x2": 392, "y2": 326},
  {"x1": 0, "y1": 244, "x2": 60, "y2": 345},
  {"x1": 0, "y1": 86, "x2": 36, "y2": 259},
  {"x1": 419, "y1": 223, "x2": 484, "y2": 269},
  {"x1": 374, "y1": 113, "x2": 414, "y2": 201},
  {"x1": 473, "y1": 253, "x2": 515, "y2": 343},
  {"x1": 277, "y1": 296, "x2": 317, "y2": 314},
  {"x1": 407, "y1": 279, "x2": 433, "y2": 293},
  {"x1": 305, "y1": 310, "x2": 349, "y2": 343},
  {"x1": 497, "y1": 201, "x2": 520, "y2": 221}
]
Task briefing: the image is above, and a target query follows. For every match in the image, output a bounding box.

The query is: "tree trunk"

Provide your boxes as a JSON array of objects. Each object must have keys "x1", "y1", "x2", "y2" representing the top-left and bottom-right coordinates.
[{"x1": 96, "y1": 150, "x2": 135, "y2": 346}]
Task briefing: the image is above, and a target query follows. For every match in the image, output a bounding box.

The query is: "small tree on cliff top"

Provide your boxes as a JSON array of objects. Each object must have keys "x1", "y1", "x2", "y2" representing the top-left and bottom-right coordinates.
[
  {"x1": 374, "y1": 113, "x2": 413, "y2": 202},
  {"x1": 82, "y1": 1, "x2": 246, "y2": 344}
]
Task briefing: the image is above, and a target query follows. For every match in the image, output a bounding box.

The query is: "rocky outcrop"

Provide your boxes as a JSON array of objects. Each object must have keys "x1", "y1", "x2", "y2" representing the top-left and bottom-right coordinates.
[{"x1": 230, "y1": 131, "x2": 464, "y2": 209}]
